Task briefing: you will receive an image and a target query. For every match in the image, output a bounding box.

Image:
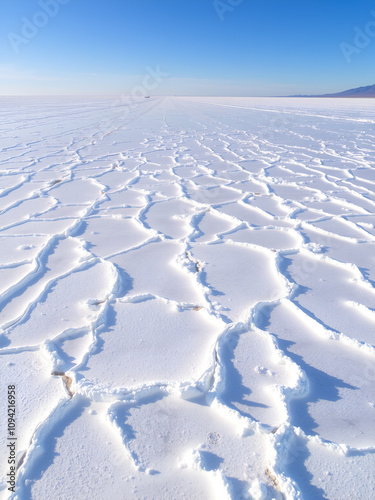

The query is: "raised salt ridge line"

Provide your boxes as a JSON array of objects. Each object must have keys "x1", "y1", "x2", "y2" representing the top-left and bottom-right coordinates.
[{"x1": 1, "y1": 96, "x2": 375, "y2": 500}]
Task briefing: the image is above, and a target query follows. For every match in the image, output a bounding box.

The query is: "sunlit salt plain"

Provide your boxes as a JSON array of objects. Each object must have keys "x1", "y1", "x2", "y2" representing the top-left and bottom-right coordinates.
[{"x1": 1, "y1": 96, "x2": 375, "y2": 500}]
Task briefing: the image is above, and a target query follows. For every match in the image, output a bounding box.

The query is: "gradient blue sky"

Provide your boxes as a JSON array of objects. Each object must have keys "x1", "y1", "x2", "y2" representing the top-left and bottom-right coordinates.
[{"x1": 1, "y1": 0, "x2": 375, "y2": 96}]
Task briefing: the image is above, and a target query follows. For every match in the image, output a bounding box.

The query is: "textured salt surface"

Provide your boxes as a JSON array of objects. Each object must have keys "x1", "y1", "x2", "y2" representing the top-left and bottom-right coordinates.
[{"x1": 0, "y1": 96, "x2": 374, "y2": 499}]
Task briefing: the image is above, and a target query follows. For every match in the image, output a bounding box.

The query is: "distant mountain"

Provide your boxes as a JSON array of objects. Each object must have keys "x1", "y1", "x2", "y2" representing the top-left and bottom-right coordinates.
[{"x1": 290, "y1": 84, "x2": 375, "y2": 98}]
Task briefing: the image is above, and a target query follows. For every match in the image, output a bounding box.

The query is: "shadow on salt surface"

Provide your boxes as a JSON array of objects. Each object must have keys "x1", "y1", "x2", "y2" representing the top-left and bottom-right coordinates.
[
  {"x1": 17, "y1": 397, "x2": 90, "y2": 499},
  {"x1": 218, "y1": 333, "x2": 270, "y2": 420},
  {"x1": 276, "y1": 337, "x2": 358, "y2": 437},
  {"x1": 70, "y1": 219, "x2": 88, "y2": 238},
  {"x1": 283, "y1": 435, "x2": 328, "y2": 500},
  {"x1": 0, "y1": 333, "x2": 10, "y2": 347},
  {"x1": 360, "y1": 266, "x2": 375, "y2": 289},
  {"x1": 80, "y1": 301, "x2": 118, "y2": 362},
  {"x1": 199, "y1": 267, "x2": 225, "y2": 297},
  {"x1": 111, "y1": 264, "x2": 133, "y2": 298},
  {"x1": 197, "y1": 451, "x2": 224, "y2": 472}
]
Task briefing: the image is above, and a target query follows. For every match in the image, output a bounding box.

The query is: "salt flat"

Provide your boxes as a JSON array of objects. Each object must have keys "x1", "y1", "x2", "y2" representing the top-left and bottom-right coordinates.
[{"x1": 0, "y1": 96, "x2": 375, "y2": 500}]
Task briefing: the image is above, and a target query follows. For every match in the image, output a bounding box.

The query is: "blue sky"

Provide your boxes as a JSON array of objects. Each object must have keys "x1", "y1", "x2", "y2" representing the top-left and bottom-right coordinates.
[{"x1": 1, "y1": 0, "x2": 375, "y2": 96}]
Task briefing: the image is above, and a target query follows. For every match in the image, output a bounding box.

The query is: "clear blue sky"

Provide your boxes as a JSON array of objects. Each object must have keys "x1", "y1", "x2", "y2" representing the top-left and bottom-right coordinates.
[{"x1": 1, "y1": 0, "x2": 375, "y2": 96}]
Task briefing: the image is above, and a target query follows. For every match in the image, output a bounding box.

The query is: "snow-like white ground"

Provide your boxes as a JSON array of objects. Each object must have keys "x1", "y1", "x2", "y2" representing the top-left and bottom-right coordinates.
[{"x1": 0, "y1": 96, "x2": 375, "y2": 500}]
